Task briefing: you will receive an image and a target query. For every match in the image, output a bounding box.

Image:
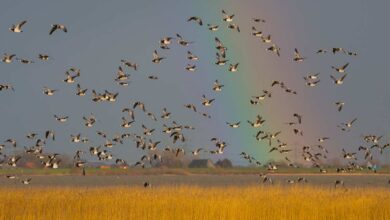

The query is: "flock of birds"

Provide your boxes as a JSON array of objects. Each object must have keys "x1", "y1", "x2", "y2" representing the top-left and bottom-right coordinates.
[{"x1": 0, "y1": 9, "x2": 389, "y2": 187}]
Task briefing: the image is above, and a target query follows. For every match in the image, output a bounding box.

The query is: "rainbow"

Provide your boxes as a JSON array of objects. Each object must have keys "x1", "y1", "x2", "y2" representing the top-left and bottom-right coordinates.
[{"x1": 180, "y1": 1, "x2": 303, "y2": 164}]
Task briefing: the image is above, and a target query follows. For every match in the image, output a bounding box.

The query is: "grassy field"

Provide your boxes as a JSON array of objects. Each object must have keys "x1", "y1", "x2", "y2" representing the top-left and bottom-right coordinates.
[
  {"x1": 0, "y1": 167, "x2": 389, "y2": 175},
  {"x1": 0, "y1": 186, "x2": 388, "y2": 220}
]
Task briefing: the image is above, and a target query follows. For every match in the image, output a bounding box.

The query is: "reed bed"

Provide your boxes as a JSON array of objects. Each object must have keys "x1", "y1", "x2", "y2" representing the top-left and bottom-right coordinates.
[{"x1": 0, "y1": 185, "x2": 388, "y2": 220}]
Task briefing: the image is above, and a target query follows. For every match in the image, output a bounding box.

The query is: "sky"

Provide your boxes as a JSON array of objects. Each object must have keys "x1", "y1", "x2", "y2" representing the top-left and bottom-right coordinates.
[{"x1": 0, "y1": 0, "x2": 389, "y2": 165}]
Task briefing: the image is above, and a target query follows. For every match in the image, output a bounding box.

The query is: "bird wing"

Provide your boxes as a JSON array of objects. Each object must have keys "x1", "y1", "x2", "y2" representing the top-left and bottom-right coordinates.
[
  {"x1": 340, "y1": 74, "x2": 348, "y2": 81},
  {"x1": 294, "y1": 48, "x2": 300, "y2": 57},
  {"x1": 152, "y1": 50, "x2": 158, "y2": 59},
  {"x1": 18, "y1": 20, "x2": 27, "y2": 28},
  {"x1": 49, "y1": 25, "x2": 57, "y2": 35}
]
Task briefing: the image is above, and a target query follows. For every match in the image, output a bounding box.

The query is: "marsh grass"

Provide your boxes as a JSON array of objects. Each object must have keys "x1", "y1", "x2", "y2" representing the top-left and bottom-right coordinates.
[{"x1": 0, "y1": 185, "x2": 388, "y2": 220}]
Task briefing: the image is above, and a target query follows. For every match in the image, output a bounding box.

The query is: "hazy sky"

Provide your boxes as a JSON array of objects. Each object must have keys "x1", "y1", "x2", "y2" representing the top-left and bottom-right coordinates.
[{"x1": 0, "y1": 0, "x2": 389, "y2": 165}]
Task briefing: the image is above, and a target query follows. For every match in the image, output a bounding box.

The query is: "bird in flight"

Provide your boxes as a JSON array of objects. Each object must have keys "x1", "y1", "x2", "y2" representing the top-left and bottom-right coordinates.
[
  {"x1": 121, "y1": 59, "x2": 138, "y2": 71},
  {"x1": 159, "y1": 37, "x2": 174, "y2": 49},
  {"x1": 332, "y1": 63, "x2": 349, "y2": 73},
  {"x1": 213, "y1": 80, "x2": 224, "y2": 92},
  {"x1": 191, "y1": 148, "x2": 203, "y2": 156},
  {"x1": 227, "y1": 23, "x2": 240, "y2": 32},
  {"x1": 266, "y1": 44, "x2": 280, "y2": 57},
  {"x1": 49, "y1": 24, "x2": 68, "y2": 35},
  {"x1": 226, "y1": 121, "x2": 240, "y2": 128},
  {"x1": 201, "y1": 95, "x2": 215, "y2": 106},
  {"x1": 247, "y1": 115, "x2": 265, "y2": 128},
  {"x1": 253, "y1": 18, "x2": 266, "y2": 23},
  {"x1": 21, "y1": 178, "x2": 32, "y2": 185},
  {"x1": 207, "y1": 24, "x2": 219, "y2": 31},
  {"x1": 251, "y1": 26, "x2": 263, "y2": 37},
  {"x1": 335, "y1": 101, "x2": 345, "y2": 112},
  {"x1": 152, "y1": 50, "x2": 165, "y2": 64},
  {"x1": 0, "y1": 84, "x2": 14, "y2": 91},
  {"x1": 187, "y1": 51, "x2": 199, "y2": 61},
  {"x1": 293, "y1": 48, "x2": 306, "y2": 62},
  {"x1": 76, "y1": 84, "x2": 88, "y2": 96},
  {"x1": 64, "y1": 69, "x2": 81, "y2": 84},
  {"x1": 9, "y1": 20, "x2": 27, "y2": 33},
  {"x1": 222, "y1": 10, "x2": 234, "y2": 22},
  {"x1": 228, "y1": 63, "x2": 239, "y2": 72},
  {"x1": 330, "y1": 74, "x2": 347, "y2": 85},
  {"x1": 54, "y1": 115, "x2": 69, "y2": 123},
  {"x1": 43, "y1": 87, "x2": 57, "y2": 96},
  {"x1": 338, "y1": 118, "x2": 357, "y2": 131},
  {"x1": 176, "y1": 33, "x2": 193, "y2": 46},
  {"x1": 185, "y1": 64, "x2": 196, "y2": 72},
  {"x1": 187, "y1": 16, "x2": 203, "y2": 26},
  {"x1": 316, "y1": 49, "x2": 328, "y2": 54},
  {"x1": 38, "y1": 54, "x2": 51, "y2": 61},
  {"x1": 2, "y1": 53, "x2": 16, "y2": 63}
]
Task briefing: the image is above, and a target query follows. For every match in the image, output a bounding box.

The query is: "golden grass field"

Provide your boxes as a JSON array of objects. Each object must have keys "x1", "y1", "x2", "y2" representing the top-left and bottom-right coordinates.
[{"x1": 0, "y1": 186, "x2": 388, "y2": 220}]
